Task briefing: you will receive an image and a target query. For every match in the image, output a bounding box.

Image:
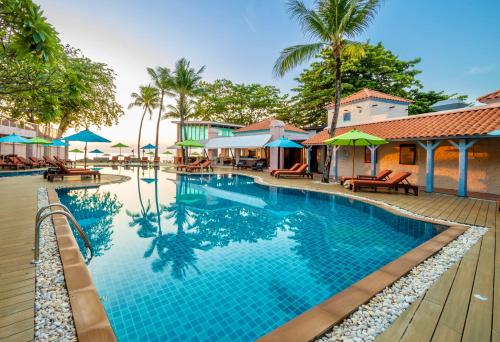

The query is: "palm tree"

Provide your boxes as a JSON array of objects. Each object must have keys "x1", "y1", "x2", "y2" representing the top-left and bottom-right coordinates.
[
  {"x1": 274, "y1": 0, "x2": 381, "y2": 183},
  {"x1": 147, "y1": 67, "x2": 173, "y2": 159},
  {"x1": 165, "y1": 58, "x2": 205, "y2": 163},
  {"x1": 128, "y1": 85, "x2": 159, "y2": 159}
]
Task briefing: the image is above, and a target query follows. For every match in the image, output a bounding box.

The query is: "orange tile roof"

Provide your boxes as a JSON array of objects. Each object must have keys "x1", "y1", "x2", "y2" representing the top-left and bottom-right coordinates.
[
  {"x1": 235, "y1": 118, "x2": 306, "y2": 133},
  {"x1": 477, "y1": 89, "x2": 500, "y2": 103},
  {"x1": 325, "y1": 88, "x2": 412, "y2": 108},
  {"x1": 303, "y1": 104, "x2": 500, "y2": 145}
]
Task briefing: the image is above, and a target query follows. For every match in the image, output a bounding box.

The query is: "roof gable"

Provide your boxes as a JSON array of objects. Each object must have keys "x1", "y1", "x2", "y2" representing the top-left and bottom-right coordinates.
[
  {"x1": 477, "y1": 89, "x2": 500, "y2": 103},
  {"x1": 325, "y1": 88, "x2": 412, "y2": 109}
]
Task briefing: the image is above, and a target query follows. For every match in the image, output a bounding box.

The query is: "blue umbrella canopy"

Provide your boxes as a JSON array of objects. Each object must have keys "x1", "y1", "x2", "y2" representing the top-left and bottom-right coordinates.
[
  {"x1": 265, "y1": 138, "x2": 303, "y2": 148},
  {"x1": 64, "y1": 129, "x2": 111, "y2": 143},
  {"x1": 49, "y1": 139, "x2": 70, "y2": 147},
  {"x1": 0, "y1": 133, "x2": 30, "y2": 155},
  {"x1": 142, "y1": 144, "x2": 157, "y2": 150},
  {"x1": 488, "y1": 129, "x2": 500, "y2": 136},
  {"x1": 0, "y1": 133, "x2": 30, "y2": 143},
  {"x1": 90, "y1": 149, "x2": 103, "y2": 154},
  {"x1": 63, "y1": 129, "x2": 110, "y2": 168}
]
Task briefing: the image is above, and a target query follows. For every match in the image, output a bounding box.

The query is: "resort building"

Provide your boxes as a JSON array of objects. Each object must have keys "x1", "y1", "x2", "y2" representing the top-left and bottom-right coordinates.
[
  {"x1": 0, "y1": 116, "x2": 61, "y2": 158},
  {"x1": 204, "y1": 118, "x2": 310, "y2": 170},
  {"x1": 304, "y1": 88, "x2": 500, "y2": 198}
]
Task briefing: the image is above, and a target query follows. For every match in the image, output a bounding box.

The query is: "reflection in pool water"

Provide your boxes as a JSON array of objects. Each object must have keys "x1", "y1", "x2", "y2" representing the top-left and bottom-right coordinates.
[{"x1": 57, "y1": 167, "x2": 446, "y2": 341}]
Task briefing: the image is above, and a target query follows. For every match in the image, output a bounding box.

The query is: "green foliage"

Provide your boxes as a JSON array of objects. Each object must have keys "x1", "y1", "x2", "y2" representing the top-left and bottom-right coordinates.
[
  {"x1": 193, "y1": 79, "x2": 290, "y2": 126},
  {"x1": 287, "y1": 43, "x2": 467, "y2": 127},
  {"x1": 1, "y1": 1, "x2": 123, "y2": 135}
]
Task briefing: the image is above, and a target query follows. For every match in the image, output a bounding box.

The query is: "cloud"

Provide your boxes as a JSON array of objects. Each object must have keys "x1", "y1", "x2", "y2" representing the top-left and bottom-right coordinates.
[{"x1": 466, "y1": 65, "x2": 494, "y2": 75}]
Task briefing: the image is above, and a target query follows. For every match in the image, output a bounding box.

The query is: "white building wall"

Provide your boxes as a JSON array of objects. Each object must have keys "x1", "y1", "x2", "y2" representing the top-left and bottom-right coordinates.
[{"x1": 328, "y1": 99, "x2": 409, "y2": 128}]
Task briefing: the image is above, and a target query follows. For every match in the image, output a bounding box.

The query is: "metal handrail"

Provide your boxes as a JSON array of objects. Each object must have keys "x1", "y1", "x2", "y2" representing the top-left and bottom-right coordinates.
[{"x1": 33, "y1": 204, "x2": 93, "y2": 264}]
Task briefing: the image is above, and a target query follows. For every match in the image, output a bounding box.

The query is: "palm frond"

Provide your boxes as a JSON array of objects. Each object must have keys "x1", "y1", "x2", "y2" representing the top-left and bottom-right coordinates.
[
  {"x1": 287, "y1": 0, "x2": 329, "y2": 41},
  {"x1": 273, "y1": 43, "x2": 324, "y2": 78}
]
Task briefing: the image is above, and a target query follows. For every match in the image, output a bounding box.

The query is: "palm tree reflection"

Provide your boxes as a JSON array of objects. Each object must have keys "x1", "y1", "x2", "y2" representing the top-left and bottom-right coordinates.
[{"x1": 62, "y1": 187, "x2": 122, "y2": 256}]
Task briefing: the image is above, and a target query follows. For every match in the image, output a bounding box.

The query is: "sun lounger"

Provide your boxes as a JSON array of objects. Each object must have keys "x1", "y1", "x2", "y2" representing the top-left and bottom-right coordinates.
[
  {"x1": 351, "y1": 171, "x2": 418, "y2": 196},
  {"x1": 340, "y1": 169, "x2": 392, "y2": 185},
  {"x1": 111, "y1": 156, "x2": 119, "y2": 164},
  {"x1": 54, "y1": 156, "x2": 73, "y2": 167},
  {"x1": 274, "y1": 164, "x2": 312, "y2": 179},
  {"x1": 186, "y1": 160, "x2": 213, "y2": 172},
  {"x1": 43, "y1": 156, "x2": 59, "y2": 167},
  {"x1": 30, "y1": 157, "x2": 47, "y2": 167},
  {"x1": 270, "y1": 163, "x2": 301, "y2": 176},
  {"x1": 6, "y1": 156, "x2": 28, "y2": 169},
  {"x1": 0, "y1": 158, "x2": 19, "y2": 169},
  {"x1": 176, "y1": 161, "x2": 201, "y2": 171},
  {"x1": 123, "y1": 156, "x2": 131, "y2": 164},
  {"x1": 251, "y1": 159, "x2": 266, "y2": 171},
  {"x1": 10, "y1": 156, "x2": 34, "y2": 168},
  {"x1": 140, "y1": 157, "x2": 149, "y2": 165},
  {"x1": 153, "y1": 157, "x2": 160, "y2": 165},
  {"x1": 48, "y1": 162, "x2": 101, "y2": 182}
]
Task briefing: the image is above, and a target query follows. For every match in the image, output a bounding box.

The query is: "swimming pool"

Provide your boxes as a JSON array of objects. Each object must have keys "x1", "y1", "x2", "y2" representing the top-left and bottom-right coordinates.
[
  {"x1": 56, "y1": 168, "x2": 446, "y2": 341},
  {"x1": 0, "y1": 169, "x2": 45, "y2": 177}
]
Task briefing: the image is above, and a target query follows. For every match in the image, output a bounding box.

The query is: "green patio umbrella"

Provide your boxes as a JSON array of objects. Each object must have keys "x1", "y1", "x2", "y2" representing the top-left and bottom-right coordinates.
[
  {"x1": 69, "y1": 148, "x2": 84, "y2": 161},
  {"x1": 162, "y1": 150, "x2": 173, "y2": 155},
  {"x1": 0, "y1": 133, "x2": 30, "y2": 155},
  {"x1": 112, "y1": 142, "x2": 128, "y2": 157},
  {"x1": 64, "y1": 129, "x2": 111, "y2": 168},
  {"x1": 324, "y1": 129, "x2": 388, "y2": 179},
  {"x1": 24, "y1": 137, "x2": 52, "y2": 159},
  {"x1": 176, "y1": 140, "x2": 204, "y2": 147}
]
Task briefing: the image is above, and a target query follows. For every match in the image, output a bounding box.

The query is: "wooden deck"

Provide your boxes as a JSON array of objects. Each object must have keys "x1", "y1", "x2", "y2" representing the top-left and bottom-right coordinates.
[{"x1": 0, "y1": 169, "x2": 498, "y2": 341}]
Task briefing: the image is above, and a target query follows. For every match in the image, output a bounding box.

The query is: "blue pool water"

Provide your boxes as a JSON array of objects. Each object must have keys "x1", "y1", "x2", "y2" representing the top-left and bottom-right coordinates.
[
  {"x1": 0, "y1": 169, "x2": 45, "y2": 177},
  {"x1": 57, "y1": 167, "x2": 446, "y2": 341}
]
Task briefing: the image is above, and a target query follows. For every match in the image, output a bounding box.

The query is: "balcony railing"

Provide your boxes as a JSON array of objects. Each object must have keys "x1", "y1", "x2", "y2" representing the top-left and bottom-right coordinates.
[{"x1": 0, "y1": 116, "x2": 59, "y2": 139}]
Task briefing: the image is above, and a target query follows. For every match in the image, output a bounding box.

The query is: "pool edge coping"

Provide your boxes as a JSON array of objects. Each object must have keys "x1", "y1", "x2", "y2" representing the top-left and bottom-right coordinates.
[{"x1": 47, "y1": 187, "x2": 117, "y2": 342}]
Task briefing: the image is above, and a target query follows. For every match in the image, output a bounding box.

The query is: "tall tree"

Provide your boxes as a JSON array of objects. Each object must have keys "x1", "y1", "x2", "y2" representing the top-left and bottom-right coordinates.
[
  {"x1": 147, "y1": 67, "x2": 173, "y2": 159},
  {"x1": 274, "y1": 0, "x2": 381, "y2": 183},
  {"x1": 193, "y1": 79, "x2": 290, "y2": 126},
  {"x1": 282, "y1": 43, "x2": 467, "y2": 127},
  {"x1": 128, "y1": 85, "x2": 159, "y2": 159},
  {"x1": 165, "y1": 58, "x2": 205, "y2": 163}
]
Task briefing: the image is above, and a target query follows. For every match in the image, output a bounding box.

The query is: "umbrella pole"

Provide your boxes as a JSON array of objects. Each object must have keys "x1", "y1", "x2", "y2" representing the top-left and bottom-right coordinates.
[
  {"x1": 352, "y1": 141, "x2": 356, "y2": 180},
  {"x1": 84, "y1": 142, "x2": 88, "y2": 168}
]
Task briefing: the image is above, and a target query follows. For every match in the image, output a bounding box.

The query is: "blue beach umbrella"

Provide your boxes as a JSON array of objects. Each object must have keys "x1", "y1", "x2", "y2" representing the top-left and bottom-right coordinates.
[
  {"x1": 64, "y1": 129, "x2": 111, "y2": 168},
  {"x1": 488, "y1": 129, "x2": 500, "y2": 136},
  {"x1": 90, "y1": 149, "x2": 104, "y2": 158},
  {"x1": 265, "y1": 138, "x2": 303, "y2": 169},
  {"x1": 0, "y1": 133, "x2": 30, "y2": 155},
  {"x1": 49, "y1": 139, "x2": 70, "y2": 159},
  {"x1": 142, "y1": 144, "x2": 157, "y2": 149}
]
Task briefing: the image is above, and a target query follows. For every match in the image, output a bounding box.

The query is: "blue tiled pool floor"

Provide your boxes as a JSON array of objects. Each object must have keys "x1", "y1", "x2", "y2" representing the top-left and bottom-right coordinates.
[{"x1": 57, "y1": 169, "x2": 446, "y2": 341}]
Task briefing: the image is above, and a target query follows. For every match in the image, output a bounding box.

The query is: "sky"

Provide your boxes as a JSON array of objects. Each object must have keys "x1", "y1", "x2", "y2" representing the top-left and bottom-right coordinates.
[{"x1": 37, "y1": 0, "x2": 500, "y2": 153}]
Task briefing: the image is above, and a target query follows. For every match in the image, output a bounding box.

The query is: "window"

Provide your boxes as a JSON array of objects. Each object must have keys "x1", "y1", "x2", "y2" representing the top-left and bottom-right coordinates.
[
  {"x1": 399, "y1": 144, "x2": 416, "y2": 165},
  {"x1": 343, "y1": 112, "x2": 351, "y2": 122}
]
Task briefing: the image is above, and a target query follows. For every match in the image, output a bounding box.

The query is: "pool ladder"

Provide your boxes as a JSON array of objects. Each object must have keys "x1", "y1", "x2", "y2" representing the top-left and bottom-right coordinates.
[{"x1": 33, "y1": 203, "x2": 93, "y2": 264}]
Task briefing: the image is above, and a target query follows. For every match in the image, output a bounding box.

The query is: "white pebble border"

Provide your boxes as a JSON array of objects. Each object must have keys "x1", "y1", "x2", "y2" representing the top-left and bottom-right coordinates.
[
  {"x1": 245, "y1": 174, "x2": 490, "y2": 341},
  {"x1": 35, "y1": 187, "x2": 77, "y2": 342}
]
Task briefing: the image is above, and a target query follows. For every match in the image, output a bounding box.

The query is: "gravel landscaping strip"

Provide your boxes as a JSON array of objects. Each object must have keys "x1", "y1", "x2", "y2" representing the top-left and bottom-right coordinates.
[{"x1": 35, "y1": 187, "x2": 77, "y2": 342}]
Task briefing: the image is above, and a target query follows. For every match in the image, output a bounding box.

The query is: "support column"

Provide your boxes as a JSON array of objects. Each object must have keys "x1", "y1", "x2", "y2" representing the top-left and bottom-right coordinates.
[
  {"x1": 448, "y1": 139, "x2": 477, "y2": 197},
  {"x1": 416, "y1": 140, "x2": 441, "y2": 193},
  {"x1": 331, "y1": 146, "x2": 340, "y2": 181},
  {"x1": 367, "y1": 145, "x2": 379, "y2": 176},
  {"x1": 306, "y1": 147, "x2": 311, "y2": 173}
]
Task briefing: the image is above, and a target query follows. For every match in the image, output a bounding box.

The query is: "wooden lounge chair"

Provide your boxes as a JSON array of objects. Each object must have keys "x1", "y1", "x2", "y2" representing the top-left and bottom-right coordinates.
[
  {"x1": 153, "y1": 157, "x2": 160, "y2": 165},
  {"x1": 48, "y1": 162, "x2": 100, "y2": 182},
  {"x1": 351, "y1": 171, "x2": 418, "y2": 196},
  {"x1": 43, "y1": 156, "x2": 59, "y2": 167},
  {"x1": 186, "y1": 160, "x2": 213, "y2": 172},
  {"x1": 274, "y1": 164, "x2": 312, "y2": 179},
  {"x1": 0, "y1": 158, "x2": 19, "y2": 169},
  {"x1": 270, "y1": 163, "x2": 301, "y2": 176},
  {"x1": 140, "y1": 157, "x2": 149, "y2": 165},
  {"x1": 340, "y1": 169, "x2": 392, "y2": 185},
  {"x1": 111, "y1": 156, "x2": 119, "y2": 164},
  {"x1": 251, "y1": 159, "x2": 266, "y2": 171},
  {"x1": 176, "y1": 160, "x2": 201, "y2": 171},
  {"x1": 54, "y1": 156, "x2": 73, "y2": 167},
  {"x1": 30, "y1": 157, "x2": 46, "y2": 167},
  {"x1": 123, "y1": 156, "x2": 131, "y2": 164},
  {"x1": 7, "y1": 155, "x2": 32, "y2": 169}
]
